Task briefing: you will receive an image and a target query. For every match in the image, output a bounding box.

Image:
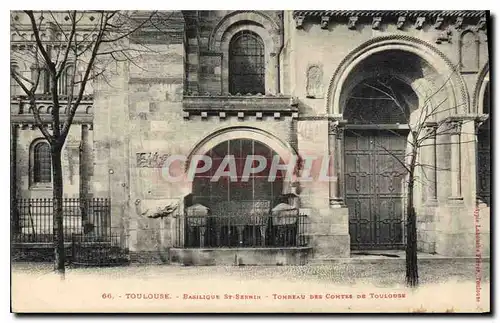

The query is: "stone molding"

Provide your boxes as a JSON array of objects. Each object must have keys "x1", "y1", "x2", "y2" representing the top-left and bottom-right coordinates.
[
  {"x1": 325, "y1": 35, "x2": 469, "y2": 115},
  {"x1": 11, "y1": 97, "x2": 94, "y2": 126},
  {"x1": 208, "y1": 11, "x2": 281, "y2": 53},
  {"x1": 11, "y1": 98, "x2": 93, "y2": 114},
  {"x1": 472, "y1": 63, "x2": 490, "y2": 114},
  {"x1": 185, "y1": 126, "x2": 299, "y2": 171},
  {"x1": 182, "y1": 95, "x2": 298, "y2": 119},
  {"x1": 292, "y1": 10, "x2": 486, "y2": 31}
]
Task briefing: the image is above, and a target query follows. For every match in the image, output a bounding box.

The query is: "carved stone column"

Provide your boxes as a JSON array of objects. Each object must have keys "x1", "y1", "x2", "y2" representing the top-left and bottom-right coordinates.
[
  {"x1": 328, "y1": 119, "x2": 344, "y2": 207},
  {"x1": 449, "y1": 121, "x2": 463, "y2": 201},
  {"x1": 474, "y1": 115, "x2": 489, "y2": 205},
  {"x1": 423, "y1": 122, "x2": 438, "y2": 205}
]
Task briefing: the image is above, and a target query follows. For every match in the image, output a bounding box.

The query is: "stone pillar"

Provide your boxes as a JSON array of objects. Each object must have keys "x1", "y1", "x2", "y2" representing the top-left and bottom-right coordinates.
[
  {"x1": 269, "y1": 53, "x2": 280, "y2": 95},
  {"x1": 328, "y1": 119, "x2": 343, "y2": 207},
  {"x1": 448, "y1": 120, "x2": 463, "y2": 202},
  {"x1": 423, "y1": 122, "x2": 438, "y2": 205}
]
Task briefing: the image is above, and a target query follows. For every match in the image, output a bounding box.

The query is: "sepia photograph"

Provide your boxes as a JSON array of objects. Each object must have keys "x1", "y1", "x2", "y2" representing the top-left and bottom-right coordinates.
[{"x1": 8, "y1": 7, "x2": 491, "y2": 314}]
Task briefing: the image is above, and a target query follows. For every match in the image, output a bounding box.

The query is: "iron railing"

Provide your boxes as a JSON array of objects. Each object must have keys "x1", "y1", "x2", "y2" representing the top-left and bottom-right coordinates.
[
  {"x1": 12, "y1": 198, "x2": 111, "y2": 243},
  {"x1": 176, "y1": 211, "x2": 309, "y2": 248},
  {"x1": 71, "y1": 232, "x2": 129, "y2": 267}
]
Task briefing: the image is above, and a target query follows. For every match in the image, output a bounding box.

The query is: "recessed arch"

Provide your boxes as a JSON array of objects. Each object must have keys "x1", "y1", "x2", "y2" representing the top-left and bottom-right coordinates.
[
  {"x1": 459, "y1": 29, "x2": 480, "y2": 73},
  {"x1": 187, "y1": 126, "x2": 298, "y2": 169},
  {"x1": 326, "y1": 35, "x2": 469, "y2": 116},
  {"x1": 211, "y1": 11, "x2": 282, "y2": 95},
  {"x1": 208, "y1": 11, "x2": 281, "y2": 53},
  {"x1": 473, "y1": 62, "x2": 490, "y2": 114}
]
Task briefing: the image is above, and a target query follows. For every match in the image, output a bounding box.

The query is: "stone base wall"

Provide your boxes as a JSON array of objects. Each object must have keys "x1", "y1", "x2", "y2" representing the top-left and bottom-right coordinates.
[
  {"x1": 307, "y1": 207, "x2": 350, "y2": 259},
  {"x1": 129, "y1": 251, "x2": 170, "y2": 264},
  {"x1": 435, "y1": 203, "x2": 490, "y2": 257},
  {"x1": 417, "y1": 205, "x2": 437, "y2": 253},
  {"x1": 169, "y1": 247, "x2": 312, "y2": 266}
]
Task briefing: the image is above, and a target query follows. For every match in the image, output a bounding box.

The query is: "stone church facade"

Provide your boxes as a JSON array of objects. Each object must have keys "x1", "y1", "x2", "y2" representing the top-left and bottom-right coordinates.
[{"x1": 11, "y1": 10, "x2": 490, "y2": 264}]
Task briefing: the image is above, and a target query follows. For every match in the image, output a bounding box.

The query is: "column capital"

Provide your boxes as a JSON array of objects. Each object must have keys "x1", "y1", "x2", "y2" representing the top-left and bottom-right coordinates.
[
  {"x1": 447, "y1": 120, "x2": 462, "y2": 135},
  {"x1": 423, "y1": 122, "x2": 438, "y2": 137},
  {"x1": 328, "y1": 122, "x2": 341, "y2": 135},
  {"x1": 327, "y1": 118, "x2": 347, "y2": 135},
  {"x1": 423, "y1": 121, "x2": 438, "y2": 129}
]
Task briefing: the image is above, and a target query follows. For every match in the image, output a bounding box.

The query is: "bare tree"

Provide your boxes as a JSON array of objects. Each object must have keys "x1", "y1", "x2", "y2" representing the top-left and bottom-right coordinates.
[
  {"x1": 10, "y1": 10, "x2": 170, "y2": 276},
  {"x1": 346, "y1": 68, "x2": 473, "y2": 287}
]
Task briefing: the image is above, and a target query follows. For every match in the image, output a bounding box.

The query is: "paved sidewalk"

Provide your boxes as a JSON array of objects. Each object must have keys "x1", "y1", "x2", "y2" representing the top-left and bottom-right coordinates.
[
  {"x1": 12, "y1": 258, "x2": 490, "y2": 286},
  {"x1": 11, "y1": 260, "x2": 490, "y2": 313}
]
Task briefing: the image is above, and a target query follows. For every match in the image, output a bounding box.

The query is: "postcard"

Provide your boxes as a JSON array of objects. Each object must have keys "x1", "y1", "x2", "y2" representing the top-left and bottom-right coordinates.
[{"x1": 10, "y1": 9, "x2": 491, "y2": 313}]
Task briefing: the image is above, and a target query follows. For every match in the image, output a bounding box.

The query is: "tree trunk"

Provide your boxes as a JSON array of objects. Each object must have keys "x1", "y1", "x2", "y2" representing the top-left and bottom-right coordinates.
[
  {"x1": 11, "y1": 124, "x2": 18, "y2": 234},
  {"x1": 51, "y1": 145, "x2": 65, "y2": 276},
  {"x1": 405, "y1": 169, "x2": 418, "y2": 287}
]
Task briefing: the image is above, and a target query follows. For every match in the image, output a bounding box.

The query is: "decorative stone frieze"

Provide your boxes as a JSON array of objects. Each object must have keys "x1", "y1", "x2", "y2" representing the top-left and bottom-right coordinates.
[
  {"x1": 476, "y1": 17, "x2": 486, "y2": 31},
  {"x1": 10, "y1": 97, "x2": 94, "y2": 125},
  {"x1": 434, "y1": 17, "x2": 444, "y2": 29},
  {"x1": 321, "y1": 16, "x2": 330, "y2": 29},
  {"x1": 182, "y1": 95, "x2": 298, "y2": 119},
  {"x1": 372, "y1": 17, "x2": 382, "y2": 30},
  {"x1": 136, "y1": 152, "x2": 170, "y2": 168},
  {"x1": 396, "y1": 16, "x2": 406, "y2": 29},
  {"x1": 295, "y1": 15, "x2": 305, "y2": 29},
  {"x1": 291, "y1": 10, "x2": 486, "y2": 34},
  {"x1": 415, "y1": 17, "x2": 426, "y2": 30},
  {"x1": 347, "y1": 16, "x2": 358, "y2": 30},
  {"x1": 436, "y1": 28, "x2": 452, "y2": 44}
]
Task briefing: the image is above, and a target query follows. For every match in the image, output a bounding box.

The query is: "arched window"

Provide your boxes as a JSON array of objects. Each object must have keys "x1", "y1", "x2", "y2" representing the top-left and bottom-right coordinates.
[
  {"x1": 229, "y1": 31, "x2": 265, "y2": 95},
  {"x1": 10, "y1": 63, "x2": 20, "y2": 96},
  {"x1": 33, "y1": 141, "x2": 52, "y2": 184},
  {"x1": 460, "y1": 31, "x2": 479, "y2": 72},
  {"x1": 59, "y1": 64, "x2": 76, "y2": 95},
  {"x1": 31, "y1": 65, "x2": 50, "y2": 94}
]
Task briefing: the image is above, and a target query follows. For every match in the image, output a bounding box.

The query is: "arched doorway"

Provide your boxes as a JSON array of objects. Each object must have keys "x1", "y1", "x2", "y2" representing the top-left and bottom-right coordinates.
[
  {"x1": 341, "y1": 50, "x2": 430, "y2": 250},
  {"x1": 189, "y1": 137, "x2": 295, "y2": 247},
  {"x1": 477, "y1": 82, "x2": 490, "y2": 205}
]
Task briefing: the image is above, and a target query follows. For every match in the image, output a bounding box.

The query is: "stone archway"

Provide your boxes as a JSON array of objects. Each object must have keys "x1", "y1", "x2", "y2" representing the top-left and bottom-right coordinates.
[
  {"x1": 326, "y1": 35, "x2": 469, "y2": 116},
  {"x1": 333, "y1": 48, "x2": 446, "y2": 250},
  {"x1": 476, "y1": 72, "x2": 490, "y2": 206},
  {"x1": 184, "y1": 127, "x2": 300, "y2": 248}
]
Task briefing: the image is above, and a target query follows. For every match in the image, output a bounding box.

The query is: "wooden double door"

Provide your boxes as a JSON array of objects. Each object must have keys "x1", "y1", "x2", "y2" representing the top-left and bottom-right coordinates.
[{"x1": 344, "y1": 129, "x2": 408, "y2": 250}]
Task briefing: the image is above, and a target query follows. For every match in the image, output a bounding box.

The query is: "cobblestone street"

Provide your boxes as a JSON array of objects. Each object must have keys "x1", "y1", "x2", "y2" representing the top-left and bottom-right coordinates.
[{"x1": 11, "y1": 260, "x2": 490, "y2": 313}]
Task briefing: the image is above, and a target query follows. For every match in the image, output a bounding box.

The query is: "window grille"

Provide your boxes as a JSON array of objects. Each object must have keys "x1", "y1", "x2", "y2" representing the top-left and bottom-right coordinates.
[
  {"x1": 345, "y1": 77, "x2": 418, "y2": 124},
  {"x1": 33, "y1": 142, "x2": 52, "y2": 184},
  {"x1": 229, "y1": 31, "x2": 265, "y2": 95}
]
